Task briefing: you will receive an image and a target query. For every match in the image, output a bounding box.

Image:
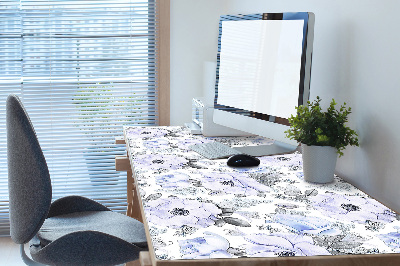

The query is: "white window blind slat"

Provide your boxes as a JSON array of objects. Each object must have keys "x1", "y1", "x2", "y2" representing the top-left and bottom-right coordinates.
[{"x1": 0, "y1": 0, "x2": 159, "y2": 236}]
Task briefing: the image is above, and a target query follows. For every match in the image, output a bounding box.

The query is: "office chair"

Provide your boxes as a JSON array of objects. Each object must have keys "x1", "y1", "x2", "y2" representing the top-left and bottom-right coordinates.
[{"x1": 6, "y1": 94, "x2": 148, "y2": 265}]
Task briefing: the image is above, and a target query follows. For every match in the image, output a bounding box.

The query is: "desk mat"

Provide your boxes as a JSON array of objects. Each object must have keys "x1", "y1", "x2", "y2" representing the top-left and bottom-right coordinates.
[{"x1": 124, "y1": 126, "x2": 400, "y2": 260}]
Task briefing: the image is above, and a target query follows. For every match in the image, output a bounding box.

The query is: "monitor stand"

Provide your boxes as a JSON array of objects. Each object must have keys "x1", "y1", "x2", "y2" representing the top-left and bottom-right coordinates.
[{"x1": 233, "y1": 140, "x2": 298, "y2": 157}]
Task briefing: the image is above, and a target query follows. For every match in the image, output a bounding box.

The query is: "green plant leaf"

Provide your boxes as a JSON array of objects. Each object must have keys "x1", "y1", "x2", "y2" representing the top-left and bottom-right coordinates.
[{"x1": 285, "y1": 97, "x2": 359, "y2": 157}]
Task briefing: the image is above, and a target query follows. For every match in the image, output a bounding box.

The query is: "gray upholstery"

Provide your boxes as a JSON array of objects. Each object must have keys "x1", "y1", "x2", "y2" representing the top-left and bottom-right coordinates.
[
  {"x1": 47, "y1": 195, "x2": 110, "y2": 218},
  {"x1": 7, "y1": 94, "x2": 148, "y2": 265},
  {"x1": 7, "y1": 94, "x2": 52, "y2": 244},
  {"x1": 30, "y1": 231, "x2": 144, "y2": 266},
  {"x1": 37, "y1": 211, "x2": 147, "y2": 247}
]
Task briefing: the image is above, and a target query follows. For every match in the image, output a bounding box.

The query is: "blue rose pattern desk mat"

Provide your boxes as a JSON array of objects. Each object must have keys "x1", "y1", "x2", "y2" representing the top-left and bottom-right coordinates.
[{"x1": 124, "y1": 126, "x2": 400, "y2": 260}]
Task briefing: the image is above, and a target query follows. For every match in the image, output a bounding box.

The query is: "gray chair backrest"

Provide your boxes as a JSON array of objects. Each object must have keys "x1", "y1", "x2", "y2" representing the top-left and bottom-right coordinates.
[{"x1": 7, "y1": 94, "x2": 52, "y2": 244}]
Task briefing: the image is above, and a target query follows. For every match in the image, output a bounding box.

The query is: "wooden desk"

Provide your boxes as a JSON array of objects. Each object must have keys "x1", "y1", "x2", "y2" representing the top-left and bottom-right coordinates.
[{"x1": 118, "y1": 126, "x2": 400, "y2": 266}]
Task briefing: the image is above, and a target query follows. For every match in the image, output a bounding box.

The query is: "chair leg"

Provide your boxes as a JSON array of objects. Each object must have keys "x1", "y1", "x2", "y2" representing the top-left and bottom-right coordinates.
[{"x1": 20, "y1": 244, "x2": 46, "y2": 266}]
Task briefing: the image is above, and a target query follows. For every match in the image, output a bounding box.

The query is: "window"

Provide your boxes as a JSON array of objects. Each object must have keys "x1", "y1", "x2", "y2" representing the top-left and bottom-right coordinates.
[{"x1": 0, "y1": 0, "x2": 169, "y2": 236}]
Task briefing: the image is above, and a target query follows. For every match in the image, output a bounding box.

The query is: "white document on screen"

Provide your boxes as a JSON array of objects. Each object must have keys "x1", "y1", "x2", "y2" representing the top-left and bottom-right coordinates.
[{"x1": 217, "y1": 19, "x2": 304, "y2": 119}]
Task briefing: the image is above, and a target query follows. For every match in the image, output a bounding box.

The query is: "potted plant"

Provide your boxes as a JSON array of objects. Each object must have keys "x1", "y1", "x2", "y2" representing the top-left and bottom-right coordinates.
[{"x1": 285, "y1": 96, "x2": 359, "y2": 183}]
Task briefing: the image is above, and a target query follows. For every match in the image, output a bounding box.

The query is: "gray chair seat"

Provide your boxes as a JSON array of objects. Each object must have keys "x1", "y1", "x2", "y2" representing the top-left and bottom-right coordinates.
[{"x1": 37, "y1": 211, "x2": 147, "y2": 248}]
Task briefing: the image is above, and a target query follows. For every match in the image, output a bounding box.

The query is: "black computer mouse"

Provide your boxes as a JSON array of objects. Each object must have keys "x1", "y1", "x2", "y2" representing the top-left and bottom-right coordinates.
[{"x1": 227, "y1": 154, "x2": 260, "y2": 167}]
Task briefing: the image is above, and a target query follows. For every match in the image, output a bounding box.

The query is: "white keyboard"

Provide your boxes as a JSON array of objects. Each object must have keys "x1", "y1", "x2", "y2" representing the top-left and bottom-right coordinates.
[{"x1": 189, "y1": 142, "x2": 242, "y2": 159}]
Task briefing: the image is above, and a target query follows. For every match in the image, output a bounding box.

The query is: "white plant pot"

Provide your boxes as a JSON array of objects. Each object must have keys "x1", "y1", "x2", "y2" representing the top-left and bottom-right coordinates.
[{"x1": 302, "y1": 144, "x2": 338, "y2": 183}]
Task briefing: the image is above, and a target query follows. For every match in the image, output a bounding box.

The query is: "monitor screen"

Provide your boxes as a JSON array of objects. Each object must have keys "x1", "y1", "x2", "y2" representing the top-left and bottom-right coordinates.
[
  {"x1": 217, "y1": 19, "x2": 304, "y2": 118},
  {"x1": 213, "y1": 13, "x2": 315, "y2": 156}
]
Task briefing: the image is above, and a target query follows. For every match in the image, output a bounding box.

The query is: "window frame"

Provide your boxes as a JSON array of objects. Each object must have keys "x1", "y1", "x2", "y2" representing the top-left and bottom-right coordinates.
[{"x1": 157, "y1": 0, "x2": 170, "y2": 126}]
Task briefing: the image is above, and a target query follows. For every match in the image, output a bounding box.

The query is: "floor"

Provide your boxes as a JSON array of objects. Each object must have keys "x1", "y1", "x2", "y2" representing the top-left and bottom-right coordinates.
[{"x1": 0, "y1": 237, "x2": 26, "y2": 266}]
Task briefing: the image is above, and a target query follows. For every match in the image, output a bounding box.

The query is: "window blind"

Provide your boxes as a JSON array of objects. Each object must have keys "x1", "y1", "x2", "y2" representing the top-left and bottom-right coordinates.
[{"x1": 0, "y1": 0, "x2": 160, "y2": 236}]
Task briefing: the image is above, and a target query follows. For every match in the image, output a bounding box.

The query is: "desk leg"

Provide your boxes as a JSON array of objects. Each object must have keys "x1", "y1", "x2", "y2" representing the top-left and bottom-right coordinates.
[
  {"x1": 126, "y1": 169, "x2": 134, "y2": 217},
  {"x1": 116, "y1": 141, "x2": 149, "y2": 266},
  {"x1": 127, "y1": 170, "x2": 143, "y2": 223},
  {"x1": 124, "y1": 259, "x2": 140, "y2": 266},
  {"x1": 115, "y1": 155, "x2": 143, "y2": 222},
  {"x1": 139, "y1": 252, "x2": 152, "y2": 266},
  {"x1": 125, "y1": 174, "x2": 149, "y2": 266},
  {"x1": 124, "y1": 252, "x2": 151, "y2": 266}
]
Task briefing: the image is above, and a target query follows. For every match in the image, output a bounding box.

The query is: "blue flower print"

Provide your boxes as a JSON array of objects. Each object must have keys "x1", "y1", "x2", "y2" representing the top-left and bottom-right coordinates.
[
  {"x1": 145, "y1": 197, "x2": 221, "y2": 229},
  {"x1": 260, "y1": 154, "x2": 302, "y2": 169},
  {"x1": 273, "y1": 214, "x2": 340, "y2": 235},
  {"x1": 125, "y1": 126, "x2": 169, "y2": 139},
  {"x1": 311, "y1": 193, "x2": 397, "y2": 224},
  {"x1": 125, "y1": 126, "x2": 400, "y2": 260},
  {"x1": 200, "y1": 172, "x2": 271, "y2": 196},
  {"x1": 179, "y1": 232, "x2": 232, "y2": 259},
  {"x1": 143, "y1": 139, "x2": 170, "y2": 149},
  {"x1": 156, "y1": 172, "x2": 191, "y2": 189},
  {"x1": 243, "y1": 232, "x2": 331, "y2": 257},
  {"x1": 231, "y1": 165, "x2": 271, "y2": 174},
  {"x1": 133, "y1": 154, "x2": 187, "y2": 170},
  {"x1": 378, "y1": 232, "x2": 400, "y2": 252}
]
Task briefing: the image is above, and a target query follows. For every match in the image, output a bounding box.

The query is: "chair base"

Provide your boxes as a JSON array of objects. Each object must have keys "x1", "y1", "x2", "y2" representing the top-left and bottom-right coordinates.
[{"x1": 20, "y1": 244, "x2": 45, "y2": 266}]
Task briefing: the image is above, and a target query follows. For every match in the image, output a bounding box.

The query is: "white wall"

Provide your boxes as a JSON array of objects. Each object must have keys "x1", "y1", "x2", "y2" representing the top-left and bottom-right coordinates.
[
  {"x1": 170, "y1": 0, "x2": 227, "y2": 125},
  {"x1": 170, "y1": 0, "x2": 400, "y2": 212}
]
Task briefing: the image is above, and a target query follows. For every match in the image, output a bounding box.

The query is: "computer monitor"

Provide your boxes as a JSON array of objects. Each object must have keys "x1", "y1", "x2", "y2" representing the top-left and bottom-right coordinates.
[{"x1": 213, "y1": 12, "x2": 315, "y2": 156}]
